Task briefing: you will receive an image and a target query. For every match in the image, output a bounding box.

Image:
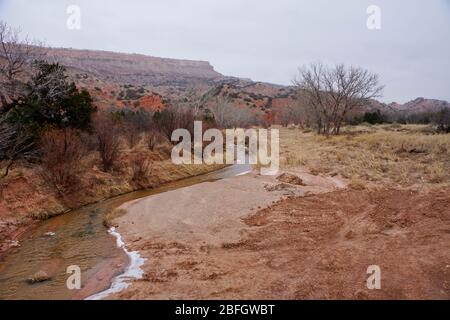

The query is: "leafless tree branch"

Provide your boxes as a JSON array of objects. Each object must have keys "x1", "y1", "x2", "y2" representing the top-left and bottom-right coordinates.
[{"x1": 293, "y1": 63, "x2": 384, "y2": 135}]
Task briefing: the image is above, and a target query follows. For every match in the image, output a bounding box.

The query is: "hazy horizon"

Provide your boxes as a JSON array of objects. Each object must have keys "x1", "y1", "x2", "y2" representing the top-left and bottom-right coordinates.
[{"x1": 1, "y1": 0, "x2": 449, "y2": 103}]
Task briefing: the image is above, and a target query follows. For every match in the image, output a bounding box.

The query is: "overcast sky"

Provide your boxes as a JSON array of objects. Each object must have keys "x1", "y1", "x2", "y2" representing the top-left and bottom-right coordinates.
[{"x1": 1, "y1": 0, "x2": 449, "y2": 103}]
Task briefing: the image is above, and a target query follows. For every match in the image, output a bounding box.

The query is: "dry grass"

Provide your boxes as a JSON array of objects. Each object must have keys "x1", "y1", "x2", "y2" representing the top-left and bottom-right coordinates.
[{"x1": 279, "y1": 124, "x2": 450, "y2": 187}]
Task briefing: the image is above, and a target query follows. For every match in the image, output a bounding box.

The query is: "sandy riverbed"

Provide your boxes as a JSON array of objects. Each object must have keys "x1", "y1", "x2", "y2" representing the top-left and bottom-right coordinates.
[
  {"x1": 109, "y1": 169, "x2": 347, "y2": 299},
  {"x1": 109, "y1": 168, "x2": 450, "y2": 300}
]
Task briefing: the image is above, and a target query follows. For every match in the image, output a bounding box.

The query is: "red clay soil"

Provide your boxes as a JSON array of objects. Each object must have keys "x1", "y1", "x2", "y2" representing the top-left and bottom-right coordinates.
[{"x1": 116, "y1": 188, "x2": 450, "y2": 300}]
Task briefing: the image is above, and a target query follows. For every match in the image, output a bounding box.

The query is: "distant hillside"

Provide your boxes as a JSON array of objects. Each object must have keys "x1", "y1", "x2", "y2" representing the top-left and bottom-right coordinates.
[
  {"x1": 386, "y1": 97, "x2": 450, "y2": 115},
  {"x1": 196, "y1": 79, "x2": 450, "y2": 121},
  {"x1": 40, "y1": 46, "x2": 449, "y2": 119},
  {"x1": 47, "y1": 47, "x2": 225, "y2": 88},
  {"x1": 196, "y1": 79, "x2": 297, "y2": 121},
  {"x1": 361, "y1": 97, "x2": 450, "y2": 122}
]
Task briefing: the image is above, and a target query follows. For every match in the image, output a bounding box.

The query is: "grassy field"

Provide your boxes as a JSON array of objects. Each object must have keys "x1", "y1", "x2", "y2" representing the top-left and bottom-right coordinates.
[{"x1": 279, "y1": 124, "x2": 450, "y2": 188}]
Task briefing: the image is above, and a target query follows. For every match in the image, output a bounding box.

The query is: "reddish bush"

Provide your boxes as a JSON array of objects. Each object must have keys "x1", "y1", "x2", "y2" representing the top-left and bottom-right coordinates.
[
  {"x1": 93, "y1": 113, "x2": 121, "y2": 171},
  {"x1": 145, "y1": 129, "x2": 167, "y2": 151},
  {"x1": 130, "y1": 152, "x2": 152, "y2": 184},
  {"x1": 153, "y1": 106, "x2": 195, "y2": 142},
  {"x1": 122, "y1": 123, "x2": 142, "y2": 149},
  {"x1": 39, "y1": 128, "x2": 86, "y2": 194}
]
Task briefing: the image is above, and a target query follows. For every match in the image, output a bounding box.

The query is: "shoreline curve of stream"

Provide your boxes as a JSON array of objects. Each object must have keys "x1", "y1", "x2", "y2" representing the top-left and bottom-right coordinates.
[{"x1": 0, "y1": 163, "x2": 251, "y2": 300}]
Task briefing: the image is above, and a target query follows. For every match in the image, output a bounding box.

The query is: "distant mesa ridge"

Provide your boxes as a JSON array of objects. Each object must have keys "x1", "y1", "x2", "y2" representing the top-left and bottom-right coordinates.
[
  {"x1": 43, "y1": 46, "x2": 448, "y2": 114},
  {"x1": 46, "y1": 47, "x2": 225, "y2": 86}
]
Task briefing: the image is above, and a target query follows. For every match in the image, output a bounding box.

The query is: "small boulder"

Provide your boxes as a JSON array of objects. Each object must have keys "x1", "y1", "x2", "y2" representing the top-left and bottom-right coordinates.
[
  {"x1": 27, "y1": 270, "x2": 50, "y2": 284},
  {"x1": 9, "y1": 240, "x2": 20, "y2": 248}
]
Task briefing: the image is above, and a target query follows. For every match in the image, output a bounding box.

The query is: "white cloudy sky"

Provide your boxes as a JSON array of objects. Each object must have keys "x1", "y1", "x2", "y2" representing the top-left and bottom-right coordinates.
[{"x1": 1, "y1": 0, "x2": 449, "y2": 103}]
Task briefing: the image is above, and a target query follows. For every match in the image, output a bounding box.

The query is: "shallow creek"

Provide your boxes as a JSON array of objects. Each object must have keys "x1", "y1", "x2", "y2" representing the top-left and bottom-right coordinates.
[{"x1": 0, "y1": 163, "x2": 251, "y2": 300}]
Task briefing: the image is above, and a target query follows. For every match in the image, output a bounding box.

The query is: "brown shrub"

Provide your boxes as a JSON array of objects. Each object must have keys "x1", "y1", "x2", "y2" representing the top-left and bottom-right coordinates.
[
  {"x1": 93, "y1": 113, "x2": 122, "y2": 171},
  {"x1": 145, "y1": 129, "x2": 167, "y2": 151},
  {"x1": 122, "y1": 123, "x2": 142, "y2": 149},
  {"x1": 39, "y1": 128, "x2": 86, "y2": 194},
  {"x1": 154, "y1": 106, "x2": 195, "y2": 142},
  {"x1": 130, "y1": 152, "x2": 152, "y2": 184}
]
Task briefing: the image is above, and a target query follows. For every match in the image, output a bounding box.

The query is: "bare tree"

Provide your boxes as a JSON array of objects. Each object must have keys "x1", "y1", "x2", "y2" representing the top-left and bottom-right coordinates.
[
  {"x1": 176, "y1": 87, "x2": 204, "y2": 117},
  {"x1": 154, "y1": 105, "x2": 195, "y2": 141},
  {"x1": 130, "y1": 152, "x2": 152, "y2": 185},
  {"x1": 145, "y1": 129, "x2": 166, "y2": 151},
  {"x1": 0, "y1": 117, "x2": 36, "y2": 178},
  {"x1": 209, "y1": 96, "x2": 255, "y2": 128},
  {"x1": 93, "y1": 113, "x2": 122, "y2": 171},
  {"x1": 231, "y1": 107, "x2": 255, "y2": 128},
  {"x1": 0, "y1": 21, "x2": 46, "y2": 108},
  {"x1": 294, "y1": 63, "x2": 384, "y2": 135},
  {"x1": 276, "y1": 101, "x2": 306, "y2": 127},
  {"x1": 209, "y1": 96, "x2": 233, "y2": 128},
  {"x1": 433, "y1": 108, "x2": 450, "y2": 133},
  {"x1": 122, "y1": 122, "x2": 142, "y2": 149},
  {"x1": 40, "y1": 128, "x2": 86, "y2": 194}
]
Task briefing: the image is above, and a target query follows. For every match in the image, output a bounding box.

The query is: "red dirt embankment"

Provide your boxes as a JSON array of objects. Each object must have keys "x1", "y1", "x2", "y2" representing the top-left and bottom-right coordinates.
[
  {"x1": 0, "y1": 153, "x2": 225, "y2": 257},
  {"x1": 240, "y1": 188, "x2": 450, "y2": 299}
]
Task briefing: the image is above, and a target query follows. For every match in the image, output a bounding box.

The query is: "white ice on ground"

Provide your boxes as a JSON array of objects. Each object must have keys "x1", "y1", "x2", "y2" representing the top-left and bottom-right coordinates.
[
  {"x1": 86, "y1": 158, "x2": 250, "y2": 300},
  {"x1": 85, "y1": 227, "x2": 146, "y2": 300},
  {"x1": 236, "y1": 170, "x2": 252, "y2": 176}
]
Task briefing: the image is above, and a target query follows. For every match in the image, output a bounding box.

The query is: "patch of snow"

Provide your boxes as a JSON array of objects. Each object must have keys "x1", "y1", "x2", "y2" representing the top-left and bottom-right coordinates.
[
  {"x1": 85, "y1": 227, "x2": 146, "y2": 300},
  {"x1": 236, "y1": 170, "x2": 252, "y2": 176}
]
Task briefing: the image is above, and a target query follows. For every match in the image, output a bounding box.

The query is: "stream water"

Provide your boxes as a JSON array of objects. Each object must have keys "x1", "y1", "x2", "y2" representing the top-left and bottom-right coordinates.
[{"x1": 0, "y1": 163, "x2": 251, "y2": 300}]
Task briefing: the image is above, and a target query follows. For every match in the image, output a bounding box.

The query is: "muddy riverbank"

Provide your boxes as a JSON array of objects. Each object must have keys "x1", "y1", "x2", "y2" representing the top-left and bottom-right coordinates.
[{"x1": 0, "y1": 163, "x2": 248, "y2": 300}]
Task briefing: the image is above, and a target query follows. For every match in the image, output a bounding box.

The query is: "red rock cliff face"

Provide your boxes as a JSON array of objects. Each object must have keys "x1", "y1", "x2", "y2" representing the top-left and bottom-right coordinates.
[
  {"x1": 138, "y1": 94, "x2": 166, "y2": 112},
  {"x1": 48, "y1": 47, "x2": 224, "y2": 87}
]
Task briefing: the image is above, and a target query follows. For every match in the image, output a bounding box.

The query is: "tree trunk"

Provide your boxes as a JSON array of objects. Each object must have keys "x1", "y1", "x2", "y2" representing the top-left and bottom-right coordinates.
[
  {"x1": 0, "y1": 92, "x2": 7, "y2": 110},
  {"x1": 1, "y1": 159, "x2": 14, "y2": 178},
  {"x1": 336, "y1": 124, "x2": 341, "y2": 135}
]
